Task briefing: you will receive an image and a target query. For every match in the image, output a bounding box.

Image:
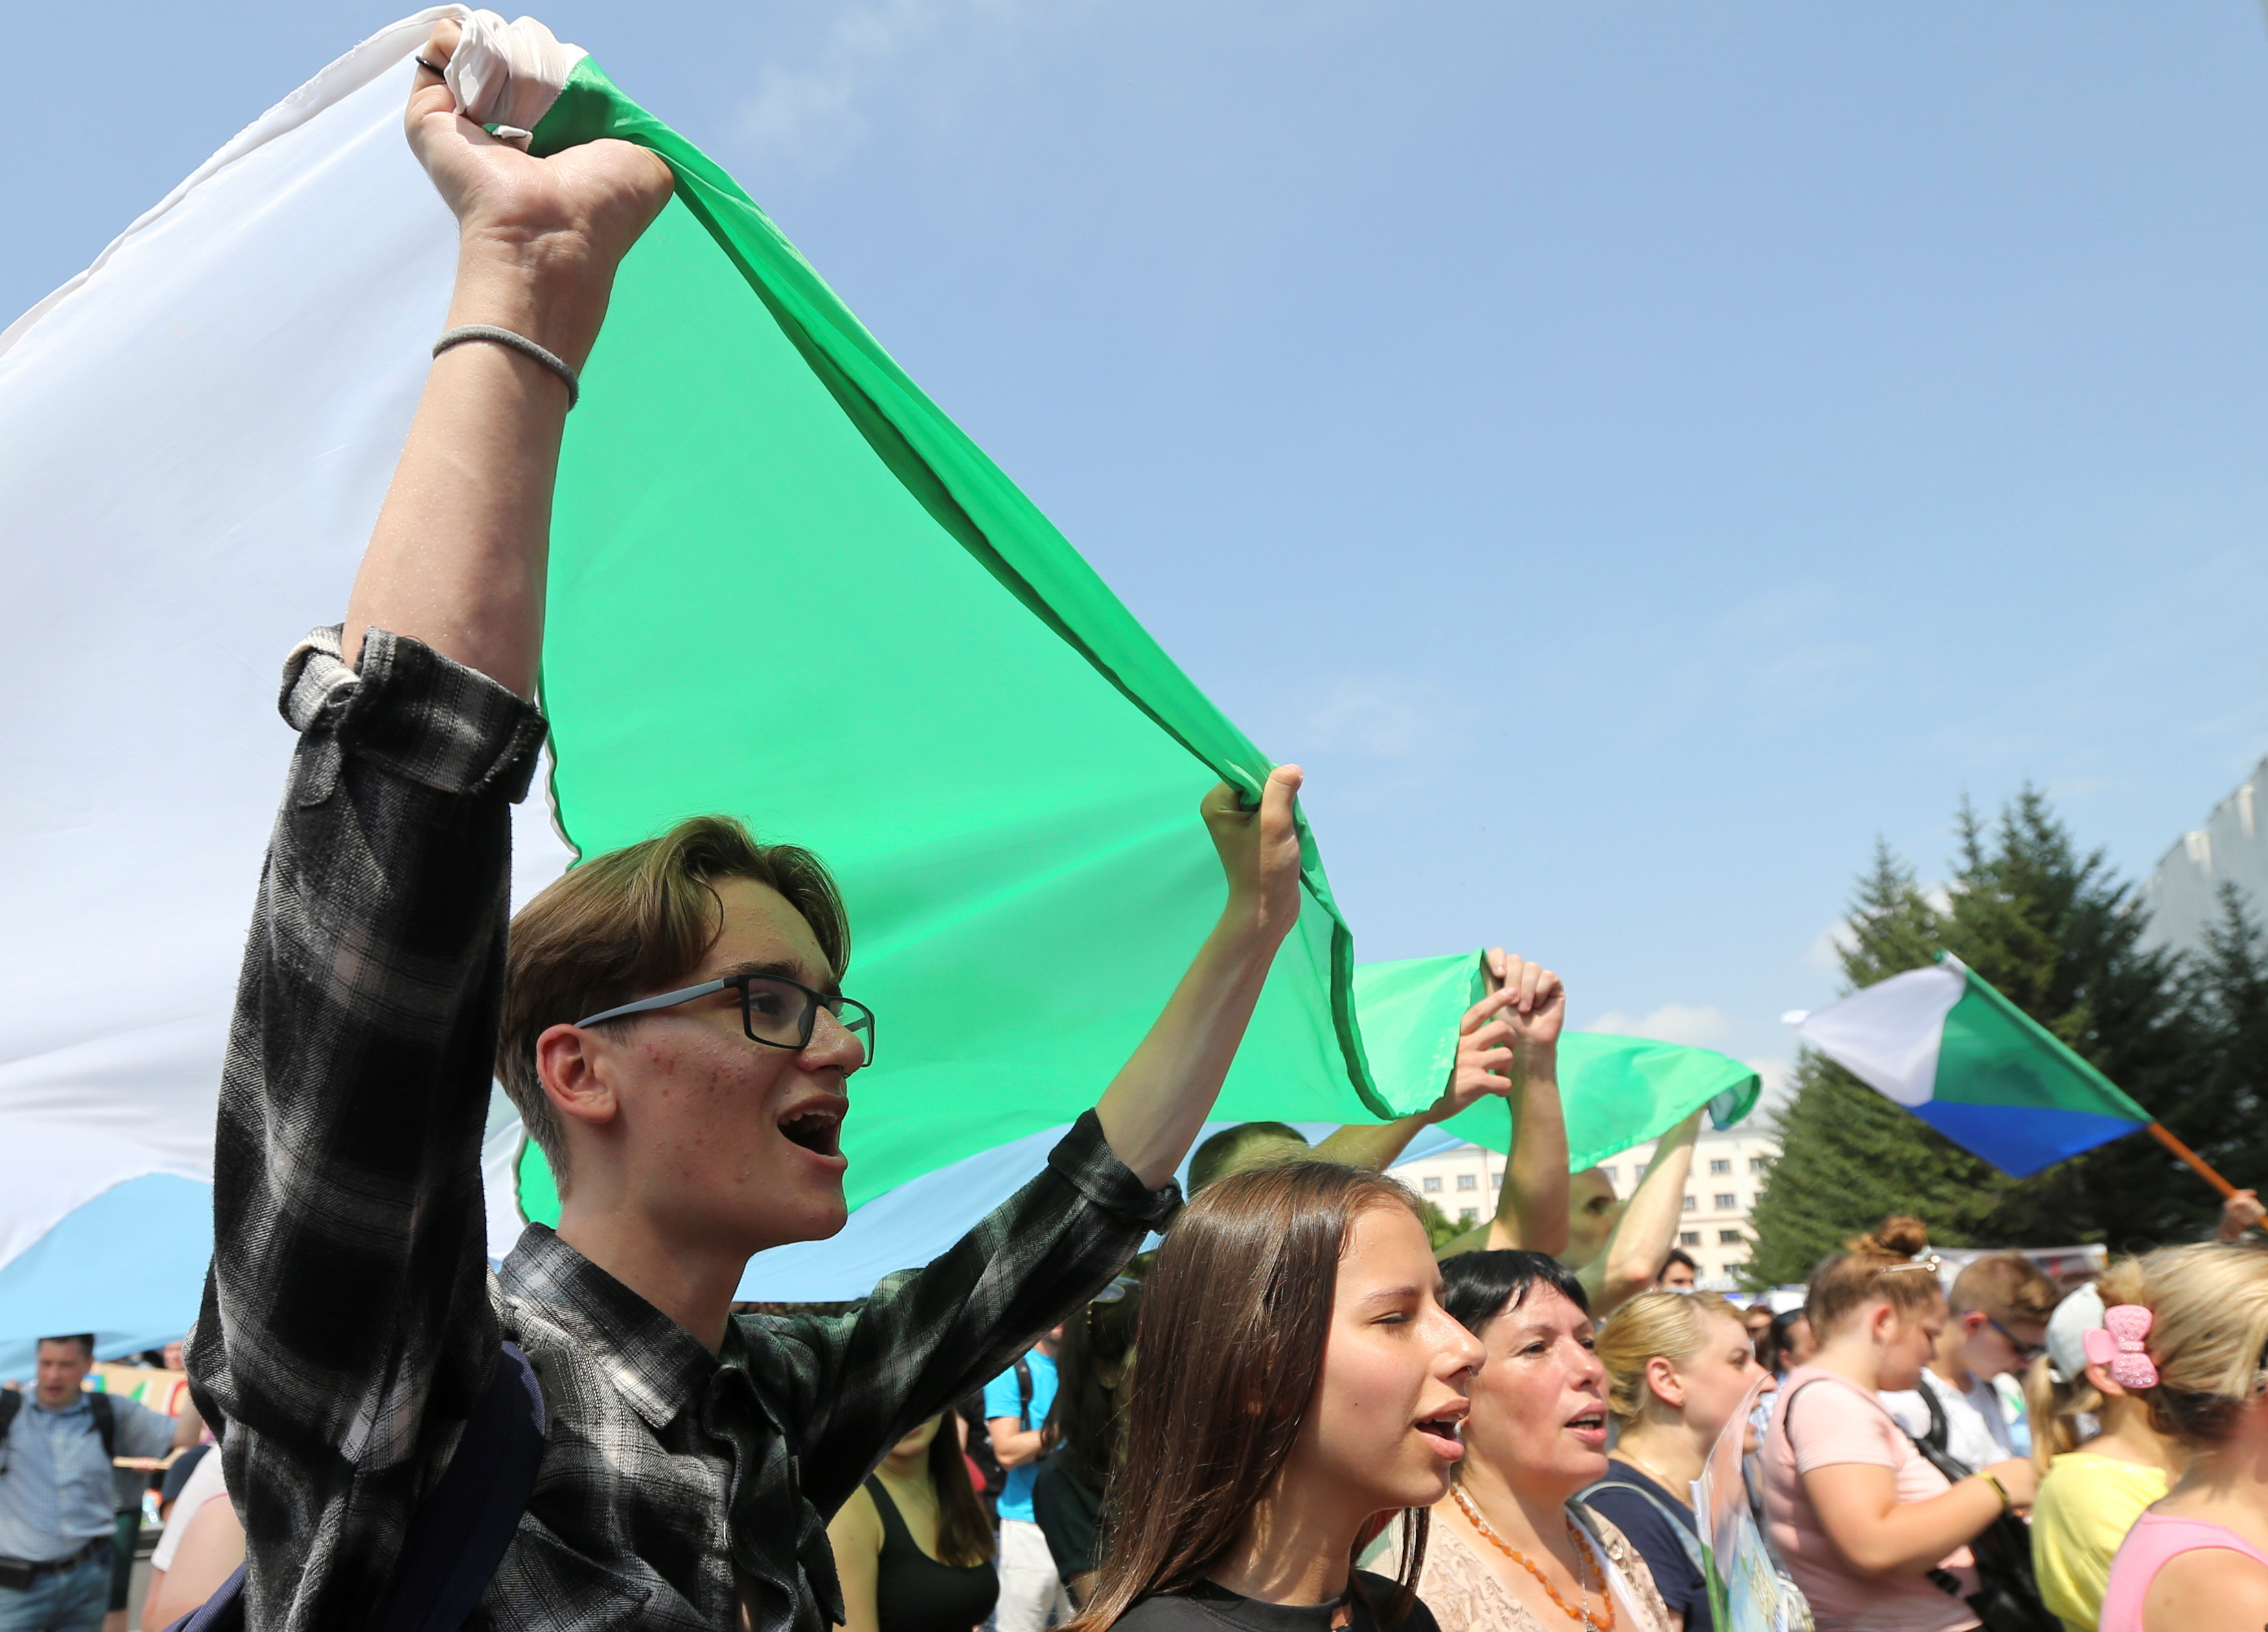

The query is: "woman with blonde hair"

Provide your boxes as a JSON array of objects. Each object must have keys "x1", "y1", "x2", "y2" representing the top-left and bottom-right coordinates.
[
  {"x1": 1759, "y1": 1217, "x2": 2038, "y2": 1632},
  {"x1": 1585, "y1": 1291, "x2": 1776, "y2": 1631},
  {"x1": 1075, "y1": 1161, "x2": 1482, "y2": 1632},
  {"x1": 2096, "y1": 1243, "x2": 2268, "y2": 1632},
  {"x1": 2022, "y1": 1261, "x2": 2183, "y2": 1632}
]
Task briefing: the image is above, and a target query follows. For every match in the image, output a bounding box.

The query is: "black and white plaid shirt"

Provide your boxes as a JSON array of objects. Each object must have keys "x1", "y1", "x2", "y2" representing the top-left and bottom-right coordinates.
[{"x1": 187, "y1": 627, "x2": 1177, "y2": 1632}]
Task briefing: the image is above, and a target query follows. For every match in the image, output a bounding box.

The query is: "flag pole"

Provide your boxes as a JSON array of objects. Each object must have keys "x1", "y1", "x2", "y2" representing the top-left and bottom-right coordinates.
[{"x1": 2147, "y1": 1122, "x2": 2239, "y2": 1201}]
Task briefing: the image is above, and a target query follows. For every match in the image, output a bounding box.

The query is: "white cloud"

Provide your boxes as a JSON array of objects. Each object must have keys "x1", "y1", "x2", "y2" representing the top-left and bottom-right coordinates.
[
  {"x1": 1584, "y1": 1002, "x2": 1738, "y2": 1050},
  {"x1": 1301, "y1": 676, "x2": 1454, "y2": 761},
  {"x1": 1805, "y1": 919, "x2": 1853, "y2": 974},
  {"x1": 731, "y1": 0, "x2": 1049, "y2": 176}
]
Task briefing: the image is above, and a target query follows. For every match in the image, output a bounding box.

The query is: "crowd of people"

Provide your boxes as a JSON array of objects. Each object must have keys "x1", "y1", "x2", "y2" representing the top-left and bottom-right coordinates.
[{"x1": 13, "y1": 18, "x2": 2268, "y2": 1632}]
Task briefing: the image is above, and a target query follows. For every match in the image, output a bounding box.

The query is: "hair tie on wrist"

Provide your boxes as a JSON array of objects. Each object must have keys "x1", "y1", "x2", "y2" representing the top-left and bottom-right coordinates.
[
  {"x1": 431, "y1": 326, "x2": 580, "y2": 409},
  {"x1": 2083, "y1": 1304, "x2": 2159, "y2": 1388}
]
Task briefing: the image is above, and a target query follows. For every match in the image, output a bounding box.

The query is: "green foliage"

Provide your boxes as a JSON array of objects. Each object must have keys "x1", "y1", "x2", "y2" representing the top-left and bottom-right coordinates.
[
  {"x1": 1418, "y1": 1199, "x2": 1466, "y2": 1252},
  {"x1": 1746, "y1": 790, "x2": 2268, "y2": 1289}
]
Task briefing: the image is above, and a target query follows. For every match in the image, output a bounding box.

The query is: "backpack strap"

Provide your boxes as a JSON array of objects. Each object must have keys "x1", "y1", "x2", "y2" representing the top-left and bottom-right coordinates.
[
  {"x1": 1015, "y1": 1355, "x2": 1033, "y2": 1428},
  {"x1": 1583, "y1": 1478, "x2": 1706, "y2": 1578},
  {"x1": 89, "y1": 1394, "x2": 116, "y2": 1462},
  {"x1": 165, "y1": 1343, "x2": 547, "y2": 1632},
  {"x1": 370, "y1": 1342, "x2": 548, "y2": 1632}
]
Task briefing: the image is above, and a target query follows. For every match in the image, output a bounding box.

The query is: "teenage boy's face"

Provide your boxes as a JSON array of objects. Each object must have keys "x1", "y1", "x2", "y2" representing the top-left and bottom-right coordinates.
[
  {"x1": 590, "y1": 875, "x2": 865, "y2": 1254},
  {"x1": 1279, "y1": 1205, "x2": 1481, "y2": 1526},
  {"x1": 1958, "y1": 1309, "x2": 2045, "y2": 1381}
]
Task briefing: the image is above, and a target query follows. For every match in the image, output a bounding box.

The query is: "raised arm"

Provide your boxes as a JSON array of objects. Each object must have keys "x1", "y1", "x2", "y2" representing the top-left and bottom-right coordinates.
[
  {"x1": 341, "y1": 19, "x2": 672, "y2": 693},
  {"x1": 186, "y1": 29, "x2": 674, "y2": 1627},
  {"x1": 1436, "y1": 956, "x2": 1571, "y2": 1259},
  {"x1": 1094, "y1": 769, "x2": 1306, "y2": 1186},
  {"x1": 1309, "y1": 950, "x2": 1521, "y2": 1174},
  {"x1": 1579, "y1": 1107, "x2": 1703, "y2": 1317}
]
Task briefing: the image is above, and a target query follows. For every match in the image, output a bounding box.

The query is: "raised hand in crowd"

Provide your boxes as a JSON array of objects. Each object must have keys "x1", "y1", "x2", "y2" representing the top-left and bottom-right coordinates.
[
  {"x1": 2215, "y1": 1186, "x2": 2265, "y2": 1241},
  {"x1": 1429, "y1": 954, "x2": 1572, "y2": 1259},
  {"x1": 1570, "y1": 1106, "x2": 1704, "y2": 1320},
  {"x1": 343, "y1": 15, "x2": 675, "y2": 697}
]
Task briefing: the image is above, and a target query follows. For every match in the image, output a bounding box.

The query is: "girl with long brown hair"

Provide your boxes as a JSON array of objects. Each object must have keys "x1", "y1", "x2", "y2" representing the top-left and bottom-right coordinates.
[
  {"x1": 1071, "y1": 1161, "x2": 1483, "y2": 1632},
  {"x1": 827, "y1": 1414, "x2": 999, "y2": 1632}
]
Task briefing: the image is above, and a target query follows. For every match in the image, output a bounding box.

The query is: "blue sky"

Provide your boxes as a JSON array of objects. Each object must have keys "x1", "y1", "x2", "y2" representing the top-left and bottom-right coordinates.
[{"x1": 11, "y1": 2, "x2": 2268, "y2": 1104}]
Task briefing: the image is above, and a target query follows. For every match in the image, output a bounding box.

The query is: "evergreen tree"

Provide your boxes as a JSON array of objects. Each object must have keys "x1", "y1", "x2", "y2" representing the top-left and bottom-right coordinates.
[{"x1": 1747, "y1": 788, "x2": 2225, "y2": 1287}]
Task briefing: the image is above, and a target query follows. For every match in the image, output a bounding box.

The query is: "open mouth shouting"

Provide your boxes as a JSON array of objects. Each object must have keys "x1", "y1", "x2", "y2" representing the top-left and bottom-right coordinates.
[
  {"x1": 777, "y1": 1094, "x2": 849, "y2": 1171},
  {"x1": 1564, "y1": 1407, "x2": 1608, "y2": 1449},
  {"x1": 1414, "y1": 1399, "x2": 1470, "y2": 1461}
]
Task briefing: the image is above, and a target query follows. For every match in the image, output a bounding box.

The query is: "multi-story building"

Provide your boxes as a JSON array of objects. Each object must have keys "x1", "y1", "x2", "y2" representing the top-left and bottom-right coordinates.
[{"x1": 1389, "y1": 1123, "x2": 1783, "y2": 1290}]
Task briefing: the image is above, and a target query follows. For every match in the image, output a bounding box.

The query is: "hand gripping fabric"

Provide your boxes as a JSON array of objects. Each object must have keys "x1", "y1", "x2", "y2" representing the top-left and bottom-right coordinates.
[{"x1": 166, "y1": 1342, "x2": 547, "y2": 1632}]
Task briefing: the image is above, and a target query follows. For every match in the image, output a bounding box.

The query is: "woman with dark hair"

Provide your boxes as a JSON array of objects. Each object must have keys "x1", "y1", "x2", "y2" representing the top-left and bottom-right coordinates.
[
  {"x1": 827, "y1": 1414, "x2": 1000, "y2": 1632},
  {"x1": 1035, "y1": 1276, "x2": 1145, "y2": 1606},
  {"x1": 1413, "y1": 1250, "x2": 1674, "y2": 1632},
  {"x1": 1071, "y1": 1161, "x2": 1483, "y2": 1632}
]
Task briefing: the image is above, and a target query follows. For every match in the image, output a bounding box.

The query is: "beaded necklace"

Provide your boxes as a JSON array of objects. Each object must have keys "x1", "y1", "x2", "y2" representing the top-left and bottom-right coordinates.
[{"x1": 1449, "y1": 1483, "x2": 1616, "y2": 1631}]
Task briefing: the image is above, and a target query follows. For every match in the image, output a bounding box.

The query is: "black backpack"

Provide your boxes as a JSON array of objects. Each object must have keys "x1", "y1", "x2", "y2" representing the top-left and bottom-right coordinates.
[
  {"x1": 166, "y1": 1342, "x2": 547, "y2": 1632},
  {"x1": 1902, "y1": 1379, "x2": 2061, "y2": 1632},
  {"x1": 959, "y1": 1354, "x2": 1035, "y2": 1517}
]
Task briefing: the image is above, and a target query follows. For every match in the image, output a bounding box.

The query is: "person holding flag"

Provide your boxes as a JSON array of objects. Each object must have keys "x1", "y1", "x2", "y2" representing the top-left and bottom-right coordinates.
[{"x1": 184, "y1": 18, "x2": 1313, "y2": 1632}]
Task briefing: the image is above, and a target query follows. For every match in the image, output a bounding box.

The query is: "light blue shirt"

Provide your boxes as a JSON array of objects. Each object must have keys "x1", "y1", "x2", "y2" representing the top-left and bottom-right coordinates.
[
  {"x1": 0, "y1": 1392, "x2": 174, "y2": 1562},
  {"x1": 981, "y1": 1350, "x2": 1059, "y2": 1526}
]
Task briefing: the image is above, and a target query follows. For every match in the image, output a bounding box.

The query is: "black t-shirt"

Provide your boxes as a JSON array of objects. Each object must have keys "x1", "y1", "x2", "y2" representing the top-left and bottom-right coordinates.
[
  {"x1": 1033, "y1": 1462, "x2": 1105, "y2": 1578},
  {"x1": 1581, "y1": 1465, "x2": 1710, "y2": 1632},
  {"x1": 1111, "y1": 1572, "x2": 1440, "y2": 1632}
]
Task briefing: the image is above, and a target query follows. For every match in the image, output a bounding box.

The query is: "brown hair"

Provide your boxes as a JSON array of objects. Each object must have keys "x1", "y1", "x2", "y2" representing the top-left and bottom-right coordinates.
[
  {"x1": 924, "y1": 1414, "x2": 996, "y2": 1567},
  {"x1": 2023, "y1": 1259, "x2": 2148, "y2": 1476},
  {"x1": 498, "y1": 814, "x2": 849, "y2": 1186},
  {"x1": 2125, "y1": 1243, "x2": 2268, "y2": 1447},
  {"x1": 1804, "y1": 1215, "x2": 1945, "y2": 1340},
  {"x1": 1949, "y1": 1252, "x2": 2059, "y2": 1328},
  {"x1": 1072, "y1": 1164, "x2": 1432, "y2": 1632},
  {"x1": 1596, "y1": 1291, "x2": 1743, "y2": 1427}
]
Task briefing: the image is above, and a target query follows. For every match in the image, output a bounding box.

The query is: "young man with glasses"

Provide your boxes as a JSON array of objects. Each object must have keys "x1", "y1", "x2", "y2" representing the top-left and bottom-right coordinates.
[
  {"x1": 184, "y1": 20, "x2": 1307, "y2": 1632},
  {"x1": 1882, "y1": 1252, "x2": 2061, "y2": 1475}
]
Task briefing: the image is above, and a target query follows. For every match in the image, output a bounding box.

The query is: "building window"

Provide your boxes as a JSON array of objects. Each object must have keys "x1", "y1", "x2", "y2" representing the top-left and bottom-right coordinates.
[
  {"x1": 1709, "y1": 1158, "x2": 1732, "y2": 1175},
  {"x1": 1457, "y1": 1173, "x2": 1478, "y2": 1191},
  {"x1": 1460, "y1": 1208, "x2": 1480, "y2": 1224},
  {"x1": 1750, "y1": 1156, "x2": 1769, "y2": 1175},
  {"x1": 1682, "y1": 1195, "x2": 1697, "y2": 1212},
  {"x1": 1601, "y1": 1165, "x2": 1620, "y2": 1185},
  {"x1": 1714, "y1": 1193, "x2": 1737, "y2": 1210},
  {"x1": 1679, "y1": 1231, "x2": 1702, "y2": 1247},
  {"x1": 1491, "y1": 1171, "x2": 1504, "y2": 1188},
  {"x1": 1719, "y1": 1229, "x2": 1744, "y2": 1245},
  {"x1": 1422, "y1": 1176, "x2": 1442, "y2": 1193},
  {"x1": 1634, "y1": 1163, "x2": 1649, "y2": 1181}
]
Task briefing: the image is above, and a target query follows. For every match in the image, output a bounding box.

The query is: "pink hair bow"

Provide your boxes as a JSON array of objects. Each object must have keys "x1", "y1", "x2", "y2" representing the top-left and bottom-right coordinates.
[{"x1": 2083, "y1": 1305, "x2": 2159, "y2": 1389}]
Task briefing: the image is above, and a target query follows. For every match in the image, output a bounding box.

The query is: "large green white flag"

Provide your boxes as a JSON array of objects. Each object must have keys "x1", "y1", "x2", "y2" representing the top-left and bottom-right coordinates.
[{"x1": 0, "y1": 10, "x2": 1751, "y2": 1338}]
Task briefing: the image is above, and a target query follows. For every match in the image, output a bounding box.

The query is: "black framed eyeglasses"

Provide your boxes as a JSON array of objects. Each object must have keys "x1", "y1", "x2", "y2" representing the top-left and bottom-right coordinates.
[
  {"x1": 1986, "y1": 1314, "x2": 2046, "y2": 1364},
  {"x1": 577, "y1": 973, "x2": 875, "y2": 1065}
]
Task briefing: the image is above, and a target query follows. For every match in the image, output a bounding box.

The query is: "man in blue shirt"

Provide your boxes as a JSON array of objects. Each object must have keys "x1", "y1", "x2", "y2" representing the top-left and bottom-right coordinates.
[
  {"x1": 985, "y1": 1328, "x2": 1066, "y2": 1632},
  {"x1": 0, "y1": 1336, "x2": 187, "y2": 1632}
]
